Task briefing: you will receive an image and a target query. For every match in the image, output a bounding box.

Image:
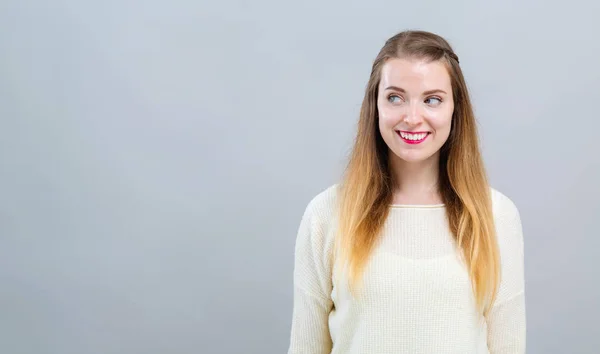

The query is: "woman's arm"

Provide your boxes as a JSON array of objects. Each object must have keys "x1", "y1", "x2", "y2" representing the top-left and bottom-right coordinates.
[
  {"x1": 288, "y1": 193, "x2": 335, "y2": 354},
  {"x1": 486, "y1": 191, "x2": 527, "y2": 353}
]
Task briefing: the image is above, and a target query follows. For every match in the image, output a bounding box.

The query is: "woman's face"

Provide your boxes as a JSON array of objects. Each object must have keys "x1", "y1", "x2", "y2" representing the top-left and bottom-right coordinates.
[{"x1": 377, "y1": 58, "x2": 454, "y2": 164}]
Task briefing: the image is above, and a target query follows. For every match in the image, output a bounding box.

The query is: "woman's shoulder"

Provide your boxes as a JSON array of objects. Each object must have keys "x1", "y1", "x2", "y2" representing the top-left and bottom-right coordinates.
[
  {"x1": 301, "y1": 184, "x2": 523, "y2": 227},
  {"x1": 300, "y1": 184, "x2": 340, "y2": 224},
  {"x1": 297, "y1": 184, "x2": 340, "y2": 236},
  {"x1": 294, "y1": 184, "x2": 340, "y2": 258},
  {"x1": 489, "y1": 187, "x2": 524, "y2": 244},
  {"x1": 489, "y1": 187, "x2": 521, "y2": 219}
]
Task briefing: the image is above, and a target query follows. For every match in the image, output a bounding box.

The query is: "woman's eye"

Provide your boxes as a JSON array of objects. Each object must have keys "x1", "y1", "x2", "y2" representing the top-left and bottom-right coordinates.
[
  {"x1": 425, "y1": 97, "x2": 442, "y2": 105},
  {"x1": 388, "y1": 95, "x2": 402, "y2": 103}
]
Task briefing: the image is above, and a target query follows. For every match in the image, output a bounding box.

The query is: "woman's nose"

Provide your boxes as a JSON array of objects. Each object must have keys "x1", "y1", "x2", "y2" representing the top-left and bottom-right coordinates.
[{"x1": 403, "y1": 105, "x2": 424, "y2": 126}]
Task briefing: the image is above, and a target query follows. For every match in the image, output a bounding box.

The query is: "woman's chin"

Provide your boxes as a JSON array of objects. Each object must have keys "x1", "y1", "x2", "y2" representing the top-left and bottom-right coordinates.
[{"x1": 392, "y1": 150, "x2": 438, "y2": 164}]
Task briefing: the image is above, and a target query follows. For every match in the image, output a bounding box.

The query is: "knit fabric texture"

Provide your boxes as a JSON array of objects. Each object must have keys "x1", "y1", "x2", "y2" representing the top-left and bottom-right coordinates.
[{"x1": 288, "y1": 185, "x2": 526, "y2": 354}]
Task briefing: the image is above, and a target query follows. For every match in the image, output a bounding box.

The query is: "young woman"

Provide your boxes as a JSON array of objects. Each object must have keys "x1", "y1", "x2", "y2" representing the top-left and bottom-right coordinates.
[{"x1": 288, "y1": 30, "x2": 526, "y2": 353}]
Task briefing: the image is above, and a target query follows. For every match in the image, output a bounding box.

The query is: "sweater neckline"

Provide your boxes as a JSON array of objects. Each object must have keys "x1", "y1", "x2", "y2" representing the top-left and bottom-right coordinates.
[{"x1": 389, "y1": 203, "x2": 445, "y2": 209}]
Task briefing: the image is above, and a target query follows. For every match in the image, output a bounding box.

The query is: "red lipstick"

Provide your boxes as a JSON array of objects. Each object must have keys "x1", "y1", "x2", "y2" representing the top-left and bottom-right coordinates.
[{"x1": 396, "y1": 131, "x2": 430, "y2": 144}]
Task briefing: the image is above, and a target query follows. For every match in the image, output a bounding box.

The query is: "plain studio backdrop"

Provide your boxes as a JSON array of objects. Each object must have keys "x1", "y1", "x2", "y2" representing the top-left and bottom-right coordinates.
[{"x1": 1, "y1": 0, "x2": 599, "y2": 353}]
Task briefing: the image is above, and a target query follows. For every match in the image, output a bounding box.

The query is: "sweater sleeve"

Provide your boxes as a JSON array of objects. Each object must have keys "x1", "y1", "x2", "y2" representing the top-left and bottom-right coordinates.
[
  {"x1": 486, "y1": 191, "x2": 527, "y2": 353},
  {"x1": 288, "y1": 193, "x2": 335, "y2": 354}
]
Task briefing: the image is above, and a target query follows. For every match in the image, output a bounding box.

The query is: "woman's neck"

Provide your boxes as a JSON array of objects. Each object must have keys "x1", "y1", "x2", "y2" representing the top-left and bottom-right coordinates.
[{"x1": 389, "y1": 154, "x2": 443, "y2": 205}]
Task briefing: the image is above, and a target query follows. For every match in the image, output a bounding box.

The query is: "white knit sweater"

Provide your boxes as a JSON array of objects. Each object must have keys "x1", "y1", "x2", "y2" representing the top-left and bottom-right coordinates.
[{"x1": 288, "y1": 185, "x2": 526, "y2": 354}]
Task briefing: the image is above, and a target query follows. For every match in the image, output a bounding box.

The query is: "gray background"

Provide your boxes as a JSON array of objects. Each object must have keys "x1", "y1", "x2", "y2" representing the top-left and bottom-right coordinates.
[{"x1": 1, "y1": 0, "x2": 598, "y2": 353}]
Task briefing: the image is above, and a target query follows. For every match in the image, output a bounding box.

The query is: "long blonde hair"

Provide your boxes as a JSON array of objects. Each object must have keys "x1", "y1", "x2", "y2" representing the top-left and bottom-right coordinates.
[{"x1": 335, "y1": 30, "x2": 499, "y2": 316}]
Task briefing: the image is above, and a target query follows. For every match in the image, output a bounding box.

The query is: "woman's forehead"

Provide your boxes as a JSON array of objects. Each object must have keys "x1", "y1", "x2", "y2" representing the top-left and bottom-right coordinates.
[{"x1": 379, "y1": 58, "x2": 451, "y2": 92}]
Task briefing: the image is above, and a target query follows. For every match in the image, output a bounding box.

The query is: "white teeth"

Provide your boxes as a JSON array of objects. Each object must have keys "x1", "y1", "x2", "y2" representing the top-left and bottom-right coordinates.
[{"x1": 399, "y1": 132, "x2": 427, "y2": 140}]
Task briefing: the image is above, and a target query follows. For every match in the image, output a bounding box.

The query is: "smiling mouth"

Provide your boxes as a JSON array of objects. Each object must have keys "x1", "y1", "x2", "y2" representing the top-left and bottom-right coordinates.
[{"x1": 396, "y1": 131, "x2": 431, "y2": 144}]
